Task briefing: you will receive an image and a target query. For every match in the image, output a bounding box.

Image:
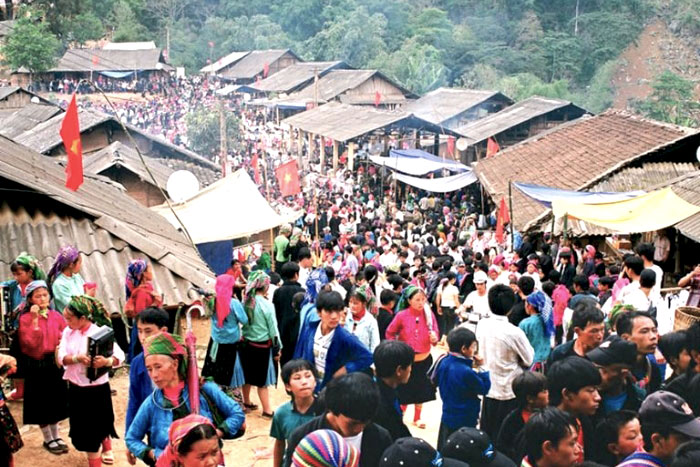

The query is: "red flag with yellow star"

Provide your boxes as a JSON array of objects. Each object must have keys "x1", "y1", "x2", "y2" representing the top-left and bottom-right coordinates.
[
  {"x1": 60, "y1": 94, "x2": 83, "y2": 191},
  {"x1": 275, "y1": 160, "x2": 301, "y2": 197}
]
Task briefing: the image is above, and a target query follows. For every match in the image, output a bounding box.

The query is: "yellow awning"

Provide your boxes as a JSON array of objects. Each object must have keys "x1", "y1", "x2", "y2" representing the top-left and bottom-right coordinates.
[{"x1": 551, "y1": 187, "x2": 700, "y2": 233}]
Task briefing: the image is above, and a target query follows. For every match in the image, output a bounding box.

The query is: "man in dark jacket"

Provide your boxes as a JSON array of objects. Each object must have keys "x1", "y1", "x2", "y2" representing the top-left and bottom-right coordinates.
[
  {"x1": 285, "y1": 373, "x2": 393, "y2": 467},
  {"x1": 272, "y1": 262, "x2": 305, "y2": 366},
  {"x1": 372, "y1": 340, "x2": 413, "y2": 440}
]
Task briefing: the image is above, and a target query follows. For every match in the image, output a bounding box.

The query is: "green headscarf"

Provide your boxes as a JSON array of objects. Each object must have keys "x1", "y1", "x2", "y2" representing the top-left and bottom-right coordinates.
[
  {"x1": 67, "y1": 295, "x2": 112, "y2": 328},
  {"x1": 14, "y1": 252, "x2": 46, "y2": 281},
  {"x1": 395, "y1": 285, "x2": 425, "y2": 312},
  {"x1": 143, "y1": 332, "x2": 188, "y2": 380},
  {"x1": 244, "y1": 270, "x2": 270, "y2": 323},
  {"x1": 353, "y1": 284, "x2": 376, "y2": 312},
  {"x1": 256, "y1": 252, "x2": 272, "y2": 272}
]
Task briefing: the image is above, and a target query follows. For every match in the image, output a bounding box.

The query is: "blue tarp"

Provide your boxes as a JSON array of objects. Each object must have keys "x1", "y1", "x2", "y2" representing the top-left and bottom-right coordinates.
[
  {"x1": 196, "y1": 240, "x2": 233, "y2": 275},
  {"x1": 99, "y1": 71, "x2": 135, "y2": 79},
  {"x1": 369, "y1": 148, "x2": 469, "y2": 176},
  {"x1": 513, "y1": 182, "x2": 646, "y2": 208}
]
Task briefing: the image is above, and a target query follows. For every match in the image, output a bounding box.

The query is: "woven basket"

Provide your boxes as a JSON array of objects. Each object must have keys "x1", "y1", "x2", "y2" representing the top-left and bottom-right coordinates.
[{"x1": 673, "y1": 306, "x2": 700, "y2": 331}]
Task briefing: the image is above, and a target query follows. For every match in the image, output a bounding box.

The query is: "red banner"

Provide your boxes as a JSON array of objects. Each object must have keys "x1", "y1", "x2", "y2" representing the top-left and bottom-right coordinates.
[
  {"x1": 275, "y1": 160, "x2": 301, "y2": 197},
  {"x1": 60, "y1": 94, "x2": 83, "y2": 191}
]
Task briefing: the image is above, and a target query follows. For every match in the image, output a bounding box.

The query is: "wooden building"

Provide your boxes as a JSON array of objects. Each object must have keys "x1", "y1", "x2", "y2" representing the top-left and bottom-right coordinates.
[
  {"x1": 249, "y1": 61, "x2": 349, "y2": 95},
  {"x1": 404, "y1": 88, "x2": 513, "y2": 129},
  {"x1": 209, "y1": 49, "x2": 300, "y2": 84},
  {"x1": 456, "y1": 96, "x2": 588, "y2": 164},
  {"x1": 0, "y1": 86, "x2": 54, "y2": 117}
]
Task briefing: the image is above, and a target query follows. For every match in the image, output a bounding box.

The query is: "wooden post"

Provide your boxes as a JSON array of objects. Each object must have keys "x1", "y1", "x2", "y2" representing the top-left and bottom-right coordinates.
[
  {"x1": 332, "y1": 140, "x2": 339, "y2": 173},
  {"x1": 348, "y1": 142, "x2": 355, "y2": 171},
  {"x1": 219, "y1": 100, "x2": 227, "y2": 176},
  {"x1": 319, "y1": 136, "x2": 325, "y2": 174},
  {"x1": 508, "y1": 180, "x2": 514, "y2": 252},
  {"x1": 309, "y1": 132, "x2": 316, "y2": 170}
]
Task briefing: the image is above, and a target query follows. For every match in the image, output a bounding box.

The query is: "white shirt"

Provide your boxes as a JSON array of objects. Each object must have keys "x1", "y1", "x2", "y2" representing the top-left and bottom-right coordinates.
[
  {"x1": 299, "y1": 267, "x2": 311, "y2": 290},
  {"x1": 313, "y1": 326, "x2": 335, "y2": 382},
  {"x1": 344, "y1": 312, "x2": 380, "y2": 352},
  {"x1": 344, "y1": 432, "x2": 363, "y2": 454},
  {"x1": 476, "y1": 315, "x2": 534, "y2": 400},
  {"x1": 463, "y1": 291, "x2": 490, "y2": 317},
  {"x1": 647, "y1": 264, "x2": 664, "y2": 295}
]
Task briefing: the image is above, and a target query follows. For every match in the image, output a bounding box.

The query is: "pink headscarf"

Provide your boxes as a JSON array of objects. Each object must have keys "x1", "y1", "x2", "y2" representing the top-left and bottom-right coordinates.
[
  {"x1": 156, "y1": 414, "x2": 218, "y2": 467},
  {"x1": 215, "y1": 274, "x2": 235, "y2": 328}
]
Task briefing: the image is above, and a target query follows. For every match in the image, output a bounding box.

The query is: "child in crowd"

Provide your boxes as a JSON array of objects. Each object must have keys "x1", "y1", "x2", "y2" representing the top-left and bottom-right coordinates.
[
  {"x1": 521, "y1": 407, "x2": 581, "y2": 467},
  {"x1": 376, "y1": 289, "x2": 397, "y2": 340},
  {"x1": 0, "y1": 354, "x2": 22, "y2": 467},
  {"x1": 658, "y1": 331, "x2": 691, "y2": 384},
  {"x1": 124, "y1": 259, "x2": 162, "y2": 361},
  {"x1": 593, "y1": 410, "x2": 642, "y2": 466},
  {"x1": 271, "y1": 359, "x2": 322, "y2": 467},
  {"x1": 372, "y1": 340, "x2": 413, "y2": 440},
  {"x1": 434, "y1": 327, "x2": 491, "y2": 450},
  {"x1": 496, "y1": 371, "x2": 549, "y2": 464}
]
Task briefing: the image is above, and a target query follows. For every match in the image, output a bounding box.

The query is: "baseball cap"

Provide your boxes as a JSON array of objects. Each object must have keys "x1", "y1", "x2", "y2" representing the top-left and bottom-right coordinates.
[
  {"x1": 441, "y1": 428, "x2": 516, "y2": 467},
  {"x1": 473, "y1": 271, "x2": 488, "y2": 284},
  {"x1": 586, "y1": 335, "x2": 637, "y2": 367},
  {"x1": 639, "y1": 391, "x2": 700, "y2": 438},
  {"x1": 380, "y1": 437, "x2": 470, "y2": 467}
]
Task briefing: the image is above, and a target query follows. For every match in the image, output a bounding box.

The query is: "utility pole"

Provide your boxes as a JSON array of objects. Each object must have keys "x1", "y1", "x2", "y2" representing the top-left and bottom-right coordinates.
[
  {"x1": 574, "y1": 0, "x2": 580, "y2": 36},
  {"x1": 219, "y1": 100, "x2": 227, "y2": 176}
]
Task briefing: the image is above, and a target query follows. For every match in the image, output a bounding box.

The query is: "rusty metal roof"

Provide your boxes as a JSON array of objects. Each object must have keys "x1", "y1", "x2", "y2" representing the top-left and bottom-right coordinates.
[
  {"x1": 405, "y1": 88, "x2": 513, "y2": 125},
  {"x1": 474, "y1": 111, "x2": 700, "y2": 232},
  {"x1": 0, "y1": 136, "x2": 214, "y2": 310}
]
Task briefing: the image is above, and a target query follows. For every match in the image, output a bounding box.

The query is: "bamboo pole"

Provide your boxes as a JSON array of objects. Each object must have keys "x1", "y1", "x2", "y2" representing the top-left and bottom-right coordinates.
[{"x1": 508, "y1": 180, "x2": 514, "y2": 253}]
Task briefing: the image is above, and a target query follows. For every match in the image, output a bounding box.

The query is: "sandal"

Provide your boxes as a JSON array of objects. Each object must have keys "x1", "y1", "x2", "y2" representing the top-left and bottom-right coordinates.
[
  {"x1": 43, "y1": 440, "x2": 64, "y2": 455},
  {"x1": 102, "y1": 450, "x2": 115, "y2": 465},
  {"x1": 262, "y1": 411, "x2": 274, "y2": 420},
  {"x1": 54, "y1": 438, "x2": 69, "y2": 453},
  {"x1": 243, "y1": 402, "x2": 259, "y2": 411},
  {"x1": 412, "y1": 420, "x2": 426, "y2": 429}
]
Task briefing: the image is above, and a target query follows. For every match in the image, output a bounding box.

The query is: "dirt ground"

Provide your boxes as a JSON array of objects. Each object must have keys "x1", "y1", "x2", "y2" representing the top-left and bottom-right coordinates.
[{"x1": 9, "y1": 318, "x2": 445, "y2": 467}]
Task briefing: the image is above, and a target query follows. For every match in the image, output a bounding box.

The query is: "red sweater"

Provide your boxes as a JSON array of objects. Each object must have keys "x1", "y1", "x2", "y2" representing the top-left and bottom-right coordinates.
[{"x1": 18, "y1": 310, "x2": 66, "y2": 360}]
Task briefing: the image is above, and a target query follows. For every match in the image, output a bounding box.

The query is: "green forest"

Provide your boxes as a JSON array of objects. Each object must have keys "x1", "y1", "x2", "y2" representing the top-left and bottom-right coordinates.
[{"x1": 5, "y1": 0, "x2": 700, "y2": 118}]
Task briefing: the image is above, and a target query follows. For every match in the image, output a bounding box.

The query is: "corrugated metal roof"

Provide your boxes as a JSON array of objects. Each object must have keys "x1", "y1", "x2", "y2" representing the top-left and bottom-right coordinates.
[
  {"x1": 51, "y1": 48, "x2": 169, "y2": 72},
  {"x1": 456, "y1": 96, "x2": 586, "y2": 143},
  {"x1": 0, "y1": 103, "x2": 63, "y2": 139},
  {"x1": 0, "y1": 136, "x2": 214, "y2": 309},
  {"x1": 474, "y1": 110, "x2": 699, "y2": 231},
  {"x1": 251, "y1": 61, "x2": 347, "y2": 94},
  {"x1": 287, "y1": 69, "x2": 414, "y2": 104},
  {"x1": 405, "y1": 88, "x2": 513, "y2": 125},
  {"x1": 220, "y1": 49, "x2": 297, "y2": 80},
  {"x1": 13, "y1": 109, "x2": 112, "y2": 154},
  {"x1": 282, "y1": 102, "x2": 461, "y2": 142},
  {"x1": 667, "y1": 172, "x2": 700, "y2": 243},
  {"x1": 200, "y1": 51, "x2": 251, "y2": 73},
  {"x1": 84, "y1": 141, "x2": 174, "y2": 189}
]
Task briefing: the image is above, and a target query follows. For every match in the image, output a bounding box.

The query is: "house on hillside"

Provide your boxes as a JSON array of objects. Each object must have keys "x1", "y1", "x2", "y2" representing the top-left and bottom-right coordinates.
[
  {"x1": 0, "y1": 135, "x2": 214, "y2": 312},
  {"x1": 456, "y1": 96, "x2": 588, "y2": 164},
  {"x1": 213, "y1": 49, "x2": 300, "y2": 84},
  {"x1": 405, "y1": 88, "x2": 513, "y2": 129},
  {"x1": 473, "y1": 111, "x2": 700, "y2": 236},
  {"x1": 249, "y1": 61, "x2": 350, "y2": 96},
  {"x1": 0, "y1": 86, "x2": 55, "y2": 117}
]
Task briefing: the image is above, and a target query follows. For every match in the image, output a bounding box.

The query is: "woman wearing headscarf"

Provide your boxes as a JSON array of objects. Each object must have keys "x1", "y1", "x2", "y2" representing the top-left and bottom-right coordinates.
[
  {"x1": 17, "y1": 280, "x2": 68, "y2": 455},
  {"x1": 126, "y1": 332, "x2": 245, "y2": 464},
  {"x1": 292, "y1": 429, "x2": 359, "y2": 467},
  {"x1": 156, "y1": 414, "x2": 223, "y2": 467},
  {"x1": 125, "y1": 259, "x2": 162, "y2": 361},
  {"x1": 239, "y1": 270, "x2": 281, "y2": 418},
  {"x1": 385, "y1": 285, "x2": 439, "y2": 429},
  {"x1": 344, "y1": 284, "x2": 380, "y2": 353},
  {"x1": 202, "y1": 275, "x2": 248, "y2": 392},
  {"x1": 57, "y1": 295, "x2": 124, "y2": 467},
  {"x1": 519, "y1": 290, "x2": 554, "y2": 372},
  {"x1": 1, "y1": 252, "x2": 46, "y2": 401},
  {"x1": 48, "y1": 245, "x2": 93, "y2": 314}
]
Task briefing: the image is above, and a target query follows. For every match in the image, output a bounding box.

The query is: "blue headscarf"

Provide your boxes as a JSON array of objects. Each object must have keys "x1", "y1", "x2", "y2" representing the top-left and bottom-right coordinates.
[
  {"x1": 527, "y1": 290, "x2": 555, "y2": 337},
  {"x1": 125, "y1": 259, "x2": 148, "y2": 299}
]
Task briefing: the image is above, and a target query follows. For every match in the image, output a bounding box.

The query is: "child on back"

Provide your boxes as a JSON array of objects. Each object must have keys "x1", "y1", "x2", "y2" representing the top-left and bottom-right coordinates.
[
  {"x1": 271, "y1": 359, "x2": 322, "y2": 467},
  {"x1": 496, "y1": 370, "x2": 549, "y2": 463},
  {"x1": 434, "y1": 327, "x2": 491, "y2": 450}
]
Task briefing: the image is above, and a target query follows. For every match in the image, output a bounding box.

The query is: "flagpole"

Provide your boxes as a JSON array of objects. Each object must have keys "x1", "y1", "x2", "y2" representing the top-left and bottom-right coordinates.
[{"x1": 508, "y1": 180, "x2": 514, "y2": 253}]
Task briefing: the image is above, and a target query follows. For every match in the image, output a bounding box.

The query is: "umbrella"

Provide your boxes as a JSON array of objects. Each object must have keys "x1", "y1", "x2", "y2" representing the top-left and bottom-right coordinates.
[{"x1": 185, "y1": 302, "x2": 205, "y2": 414}]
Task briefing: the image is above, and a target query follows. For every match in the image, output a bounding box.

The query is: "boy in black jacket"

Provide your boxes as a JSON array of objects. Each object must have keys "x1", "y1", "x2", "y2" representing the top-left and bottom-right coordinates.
[{"x1": 372, "y1": 340, "x2": 413, "y2": 440}]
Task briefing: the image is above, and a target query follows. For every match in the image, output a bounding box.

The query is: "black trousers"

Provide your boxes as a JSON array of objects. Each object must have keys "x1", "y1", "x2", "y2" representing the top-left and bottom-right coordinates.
[{"x1": 480, "y1": 397, "x2": 518, "y2": 440}]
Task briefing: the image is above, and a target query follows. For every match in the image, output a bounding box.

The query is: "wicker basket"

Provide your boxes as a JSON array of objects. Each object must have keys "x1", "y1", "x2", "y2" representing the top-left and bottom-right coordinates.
[{"x1": 673, "y1": 306, "x2": 700, "y2": 331}]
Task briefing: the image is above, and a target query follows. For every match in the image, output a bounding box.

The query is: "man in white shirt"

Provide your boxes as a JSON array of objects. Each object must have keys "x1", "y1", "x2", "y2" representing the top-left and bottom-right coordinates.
[
  {"x1": 636, "y1": 242, "x2": 664, "y2": 295},
  {"x1": 459, "y1": 271, "x2": 490, "y2": 326},
  {"x1": 475, "y1": 284, "x2": 534, "y2": 440},
  {"x1": 618, "y1": 256, "x2": 644, "y2": 306}
]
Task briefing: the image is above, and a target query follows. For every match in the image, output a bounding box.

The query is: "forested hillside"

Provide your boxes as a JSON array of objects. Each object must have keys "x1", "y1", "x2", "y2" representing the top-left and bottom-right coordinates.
[{"x1": 7, "y1": 0, "x2": 700, "y2": 118}]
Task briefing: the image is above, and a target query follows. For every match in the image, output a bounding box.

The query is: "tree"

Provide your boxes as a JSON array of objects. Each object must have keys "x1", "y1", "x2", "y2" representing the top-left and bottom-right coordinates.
[
  {"x1": 498, "y1": 73, "x2": 571, "y2": 101},
  {"x1": 2, "y1": 13, "x2": 60, "y2": 73},
  {"x1": 633, "y1": 71, "x2": 700, "y2": 126},
  {"x1": 374, "y1": 38, "x2": 447, "y2": 94},
  {"x1": 110, "y1": 0, "x2": 151, "y2": 42},
  {"x1": 68, "y1": 12, "x2": 104, "y2": 45},
  {"x1": 185, "y1": 106, "x2": 240, "y2": 159}
]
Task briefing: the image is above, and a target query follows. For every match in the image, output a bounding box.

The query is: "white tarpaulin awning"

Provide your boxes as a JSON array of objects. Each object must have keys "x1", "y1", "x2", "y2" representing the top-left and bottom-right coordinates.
[
  {"x1": 369, "y1": 148, "x2": 469, "y2": 176},
  {"x1": 152, "y1": 169, "x2": 301, "y2": 243},
  {"x1": 393, "y1": 171, "x2": 478, "y2": 193}
]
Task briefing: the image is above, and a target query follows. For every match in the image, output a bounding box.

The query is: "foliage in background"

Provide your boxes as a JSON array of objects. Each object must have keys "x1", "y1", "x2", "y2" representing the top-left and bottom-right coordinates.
[
  {"x1": 633, "y1": 71, "x2": 700, "y2": 127},
  {"x1": 185, "y1": 106, "x2": 240, "y2": 158},
  {"x1": 1, "y1": 9, "x2": 61, "y2": 73}
]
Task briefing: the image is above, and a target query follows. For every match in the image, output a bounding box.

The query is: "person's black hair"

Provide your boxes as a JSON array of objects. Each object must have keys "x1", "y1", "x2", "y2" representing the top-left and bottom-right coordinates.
[
  {"x1": 598, "y1": 276, "x2": 615, "y2": 288},
  {"x1": 136, "y1": 307, "x2": 170, "y2": 328},
  {"x1": 524, "y1": 407, "x2": 578, "y2": 463},
  {"x1": 609, "y1": 265, "x2": 621, "y2": 276},
  {"x1": 573, "y1": 274, "x2": 589, "y2": 291},
  {"x1": 624, "y1": 256, "x2": 644, "y2": 276},
  {"x1": 363, "y1": 265, "x2": 378, "y2": 286},
  {"x1": 570, "y1": 301, "x2": 604, "y2": 331},
  {"x1": 324, "y1": 266, "x2": 336, "y2": 282},
  {"x1": 641, "y1": 422, "x2": 675, "y2": 452},
  {"x1": 547, "y1": 356, "x2": 602, "y2": 406},
  {"x1": 177, "y1": 423, "x2": 221, "y2": 456},
  {"x1": 671, "y1": 440, "x2": 700, "y2": 467},
  {"x1": 594, "y1": 410, "x2": 639, "y2": 465},
  {"x1": 477, "y1": 261, "x2": 489, "y2": 272},
  {"x1": 640, "y1": 269, "x2": 656, "y2": 289},
  {"x1": 541, "y1": 244, "x2": 550, "y2": 255},
  {"x1": 513, "y1": 370, "x2": 548, "y2": 408},
  {"x1": 230, "y1": 258, "x2": 240, "y2": 266},
  {"x1": 380, "y1": 289, "x2": 397, "y2": 306},
  {"x1": 684, "y1": 322, "x2": 700, "y2": 355},
  {"x1": 446, "y1": 327, "x2": 476, "y2": 353},
  {"x1": 344, "y1": 245, "x2": 354, "y2": 254},
  {"x1": 280, "y1": 262, "x2": 300, "y2": 280},
  {"x1": 281, "y1": 359, "x2": 318, "y2": 392},
  {"x1": 269, "y1": 272, "x2": 281, "y2": 285},
  {"x1": 292, "y1": 291, "x2": 306, "y2": 312},
  {"x1": 594, "y1": 262, "x2": 606, "y2": 278},
  {"x1": 325, "y1": 372, "x2": 380, "y2": 422},
  {"x1": 517, "y1": 276, "x2": 535, "y2": 295},
  {"x1": 399, "y1": 270, "x2": 410, "y2": 280},
  {"x1": 398, "y1": 251, "x2": 408, "y2": 259},
  {"x1": 9, "y1": 261, "x2": 31, "y2": 275},
  {"x1": 373, "y1": 340, "x2": 414, "y2": 378},
  {"x1": 616, "y1": 310, "x2": 657, "y2": 337},
  {"x1": 349, "y1": 286, "x2": 369, "y2": 304},
  {"x1": 488, "y1": 284, "x2": 516, "y2": 316},
  {"x1": 635, "y1": 243, "x2": 655, "y2": 263},
  {"x1": 548, "y1": 269, "x2": 561, "y2": 284},
  {"x1": 298, "y1": 247, "x2": 312, "y2": 261},
  {"x1": 388, "y1": 274, "x2": 405, "y2": 290},
  {"x1": 316, "y1": 290, "x2": 344, "y2": 312},
  {"x1": 542, "y1": 280, "x2": 555, "y2": 297},
  {"x1": 444, "y1": 271, "x2": 457, "y2": 282}
]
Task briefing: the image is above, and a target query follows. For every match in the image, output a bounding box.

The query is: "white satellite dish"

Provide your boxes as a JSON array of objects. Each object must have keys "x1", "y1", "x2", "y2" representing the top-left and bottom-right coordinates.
[
  {"x1": 456, "y1": 138, "x2": 469, "y2": 151},
  {"x1": 696, "y1": 145, "x2": 700, "y2": 163},
  {"x1": 166, "y1": 170, "x2": 199, "y2": 203}
]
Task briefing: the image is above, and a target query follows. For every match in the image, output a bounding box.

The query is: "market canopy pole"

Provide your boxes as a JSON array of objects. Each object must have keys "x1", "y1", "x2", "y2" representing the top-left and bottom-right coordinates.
[{"x1": 508, "y1": 180, "x2": 514, "y2": 252}]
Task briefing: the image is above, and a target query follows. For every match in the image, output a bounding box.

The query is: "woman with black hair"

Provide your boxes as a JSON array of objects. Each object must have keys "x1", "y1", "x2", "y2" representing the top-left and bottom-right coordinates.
[{"x1": 156, "y1": 414, "x2": 223, "y2": 467}]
